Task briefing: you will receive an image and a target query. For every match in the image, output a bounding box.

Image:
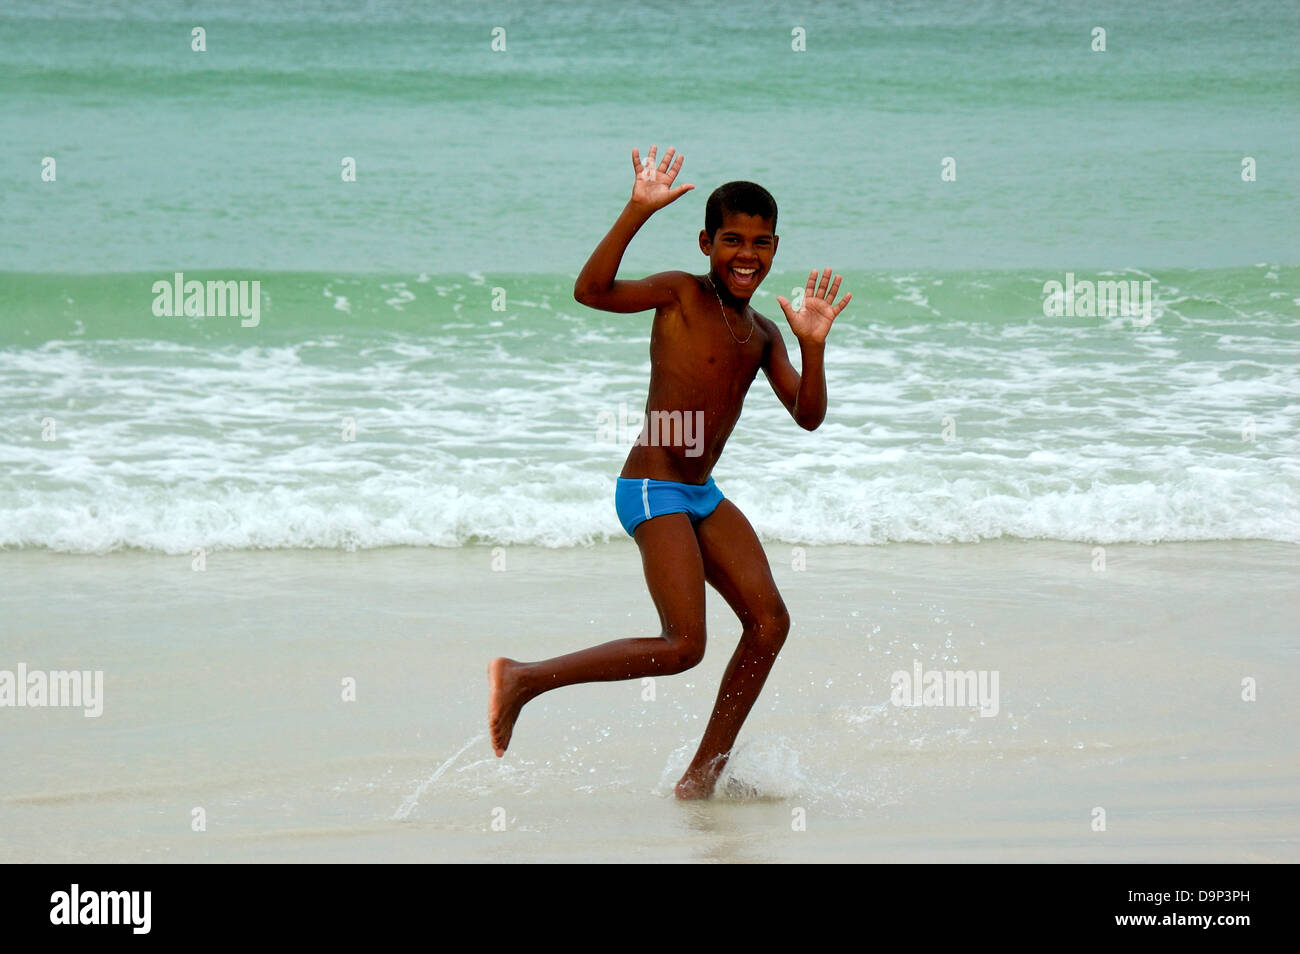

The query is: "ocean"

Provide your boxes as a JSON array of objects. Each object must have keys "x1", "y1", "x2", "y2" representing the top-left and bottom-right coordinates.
[
  {"x1": 2, "y1": 0, "x2": 1298, "y2": 865},
  {"x1": 3, "y1": 0, "x2": 1298, "y2": 554}
]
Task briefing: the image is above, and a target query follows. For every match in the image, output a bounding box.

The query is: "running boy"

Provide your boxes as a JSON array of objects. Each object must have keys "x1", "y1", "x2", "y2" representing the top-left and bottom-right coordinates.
[{"x1": 489, "y1": 144, "x2": 850, "y2": 799}]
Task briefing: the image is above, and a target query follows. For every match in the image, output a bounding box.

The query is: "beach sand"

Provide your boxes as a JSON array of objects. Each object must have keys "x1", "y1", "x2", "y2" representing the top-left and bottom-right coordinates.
[{"x1": 1, "y1": 539, "x2": 1296, "y2": 863}]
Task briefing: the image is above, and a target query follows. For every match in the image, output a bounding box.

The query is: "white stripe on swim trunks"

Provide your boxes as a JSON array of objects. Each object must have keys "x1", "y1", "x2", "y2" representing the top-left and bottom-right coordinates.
[{"x1": 641, "y1": 479, "x2": 651, "y2": 520}]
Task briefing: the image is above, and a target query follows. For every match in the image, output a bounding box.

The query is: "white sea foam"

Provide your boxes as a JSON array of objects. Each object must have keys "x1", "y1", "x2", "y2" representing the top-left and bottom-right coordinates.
[{"x1": 2, "y1": 274, "x2": 1296, "y2": 552}]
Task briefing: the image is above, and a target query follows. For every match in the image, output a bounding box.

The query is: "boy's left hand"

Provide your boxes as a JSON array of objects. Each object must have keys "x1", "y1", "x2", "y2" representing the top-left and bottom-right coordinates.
[{"x1": 777, "y1": 268, "x2": 851, "y2": 345}]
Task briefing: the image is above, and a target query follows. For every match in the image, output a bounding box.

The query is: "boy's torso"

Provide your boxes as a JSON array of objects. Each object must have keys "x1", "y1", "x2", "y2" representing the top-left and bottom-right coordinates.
[{"x1": 619, "y1": 274, "x2": 772, "y2": 485}]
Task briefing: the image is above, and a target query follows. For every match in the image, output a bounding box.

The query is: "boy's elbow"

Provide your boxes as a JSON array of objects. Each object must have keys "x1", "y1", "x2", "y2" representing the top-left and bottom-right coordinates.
[
  {"x1": 794, "y1": 406, "x2": 825, "y2": 430},
  {"x1": 574, "y1": 282, "x2": 610, "y2": 308}
]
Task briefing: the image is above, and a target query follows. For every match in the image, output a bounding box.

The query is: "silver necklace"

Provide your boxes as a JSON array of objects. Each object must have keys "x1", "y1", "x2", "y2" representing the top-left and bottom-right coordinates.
[{"x1": 706, "y1": 273, "x2": 754, "y2": 345}]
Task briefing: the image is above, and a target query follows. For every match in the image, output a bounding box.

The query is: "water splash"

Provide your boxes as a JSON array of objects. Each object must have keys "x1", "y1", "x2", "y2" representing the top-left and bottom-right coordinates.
[{"x1": 392, "y1": 733, "x2": 485, "y2": 821}]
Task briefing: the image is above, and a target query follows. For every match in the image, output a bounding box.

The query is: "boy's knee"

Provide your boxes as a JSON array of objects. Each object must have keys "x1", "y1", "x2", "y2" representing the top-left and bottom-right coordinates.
[
  {"x1": 663, "y1": 640, "x2": 705, "y2": 674},
  {"x1": 660, "y1": 628, "x2": 705, "y2": 674},
  {"x1": 750, "y1": 604, "x2": 790, "y2": 652}
]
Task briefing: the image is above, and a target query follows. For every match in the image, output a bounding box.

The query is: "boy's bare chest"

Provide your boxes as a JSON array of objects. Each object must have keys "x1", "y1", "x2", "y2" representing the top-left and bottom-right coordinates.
[{"x1": 650, "y1": 306, "x2": 765, "y2": 386}]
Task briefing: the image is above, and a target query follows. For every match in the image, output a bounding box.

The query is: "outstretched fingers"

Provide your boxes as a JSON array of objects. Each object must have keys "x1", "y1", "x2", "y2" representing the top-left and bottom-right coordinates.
[
  {"x1": 632, "y1": 144, "x2": 660, "y2": 180},
  {"x1": 805, "y1": 269, "x2": 849, "y2": 309},
  {"x1": 664, "y1": 153, "x2": 687, "y2": 186},
  {"x1": 632, "y1": 144, "x2": 690, "y2": 188},
  {"x1": 803, "y1": 267, "x2": 833, "y2": 301},
  {"x1": 825, "y1": 273, "x2": 842, "y2": 302},
  {"x1": 804, "y1": 268, "x2": 818, "y2": 301},
  {"x1": 815, "y1": 266, "x2": 834, "y2": 299},
  {"x1": 803, "y1": 268, "x2": 838, "y2": 302}
]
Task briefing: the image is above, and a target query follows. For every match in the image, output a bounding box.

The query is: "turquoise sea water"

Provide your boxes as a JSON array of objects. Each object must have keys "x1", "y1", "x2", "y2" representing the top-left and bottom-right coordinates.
[{"x1": 2, "y1": 0, "x2": 1297, "y2": 550}]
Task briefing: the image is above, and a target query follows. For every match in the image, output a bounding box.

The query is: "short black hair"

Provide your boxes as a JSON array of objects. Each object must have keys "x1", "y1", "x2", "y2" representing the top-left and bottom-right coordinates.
[{"x1": 704, "y1": 181, "x2": 777, "y2": 240}]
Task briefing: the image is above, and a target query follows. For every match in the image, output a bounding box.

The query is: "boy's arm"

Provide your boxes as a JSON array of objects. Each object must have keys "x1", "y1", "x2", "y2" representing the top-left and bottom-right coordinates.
[
  {"x1": 764, "y1": 268, "x2": 852, "y2": 431},
  {"x1": 573, "y1": 145, "x2": 695, "y2": 313},
  {"x1": 762, "y1": 325, "x2": 826, "y2": 431}
]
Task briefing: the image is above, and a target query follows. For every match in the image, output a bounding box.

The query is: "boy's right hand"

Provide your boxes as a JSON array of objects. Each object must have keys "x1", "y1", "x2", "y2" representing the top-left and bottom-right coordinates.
[{"x1": 630, "y1": 145, "x2": 694, "y2": 212}]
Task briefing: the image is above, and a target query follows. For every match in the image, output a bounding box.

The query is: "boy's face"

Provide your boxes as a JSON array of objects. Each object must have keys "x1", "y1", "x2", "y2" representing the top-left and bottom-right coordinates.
[{"x1": 699, "y1": 211, "x2": 778, "y2": 299}]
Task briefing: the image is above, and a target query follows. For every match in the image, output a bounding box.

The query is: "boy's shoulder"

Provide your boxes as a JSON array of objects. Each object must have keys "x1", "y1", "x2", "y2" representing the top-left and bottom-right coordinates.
[
  {"x1": 671, "y1": 270, "x2": 711, "y2": 300},
  {"x1": 658, "y1": 271, "x2": 734, "y2": 312},
  {"x1": 651, "y1": 270, "x2": 704, "y2": 297}
]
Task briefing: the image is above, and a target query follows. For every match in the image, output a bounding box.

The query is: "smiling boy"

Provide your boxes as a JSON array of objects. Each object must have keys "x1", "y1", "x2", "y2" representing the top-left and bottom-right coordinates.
[{"x1": 488, "y1": 144, "x2": 850, "y2": 799}]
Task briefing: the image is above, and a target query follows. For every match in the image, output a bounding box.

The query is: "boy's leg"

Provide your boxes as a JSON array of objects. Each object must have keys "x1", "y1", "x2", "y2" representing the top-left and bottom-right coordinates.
[
  {"x1": 675, "y1": 499, "x2": 790, "y2": 798},
  {"x1": 489, "y1": 512, "x2": 707, "y2": 757}
]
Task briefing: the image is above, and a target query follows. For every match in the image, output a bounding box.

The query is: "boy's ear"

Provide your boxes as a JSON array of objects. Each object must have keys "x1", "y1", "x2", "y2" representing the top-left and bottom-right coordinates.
[
  {"x1": 698, "y1": 229, "x2": 711, "y2": 254},
  {"x1": 772, "y1": 234, "x2": 779, "y2": 255}
]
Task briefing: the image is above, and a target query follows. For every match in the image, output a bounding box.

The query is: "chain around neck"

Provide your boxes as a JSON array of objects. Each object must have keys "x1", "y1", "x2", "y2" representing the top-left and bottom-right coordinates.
[{"x1": 706, "y1": 273, "x2": 755, "y2": 345}]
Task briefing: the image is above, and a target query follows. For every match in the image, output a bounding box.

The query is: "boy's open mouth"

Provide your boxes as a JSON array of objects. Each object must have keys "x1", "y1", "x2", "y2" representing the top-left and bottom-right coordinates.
[{"x1": 729, "y1": 266, "x2": 759, "y2": 289}]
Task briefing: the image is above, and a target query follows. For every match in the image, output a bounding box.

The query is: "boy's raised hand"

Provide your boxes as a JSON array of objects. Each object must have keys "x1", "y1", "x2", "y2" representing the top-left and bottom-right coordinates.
[
  {"x1": 630, "y1": 145, "x2": 694, "y2": 212},
  {"x1": 777, "y1": 268, "x2": 852, "y2": 345}
]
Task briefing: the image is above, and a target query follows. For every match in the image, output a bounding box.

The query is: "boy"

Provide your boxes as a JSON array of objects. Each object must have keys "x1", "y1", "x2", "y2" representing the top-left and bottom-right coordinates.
[{"x1": 488, "y1": 144, "x2": 850, "y2": 799}]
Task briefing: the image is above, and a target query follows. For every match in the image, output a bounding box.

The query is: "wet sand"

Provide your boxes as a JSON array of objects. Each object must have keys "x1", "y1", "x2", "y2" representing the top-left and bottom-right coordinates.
[{"x1": 1, "y1": 540, "x2": 1296, "y2": 862}]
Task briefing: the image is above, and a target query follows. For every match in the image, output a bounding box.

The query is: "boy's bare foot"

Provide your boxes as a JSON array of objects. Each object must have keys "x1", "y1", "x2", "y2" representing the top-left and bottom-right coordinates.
[
  {"x1": 488, "y1": 657, "x2": 530, "y2": 757},
  {"x1": 674, "y1": 768, "x2": 720, "y2": 800}
]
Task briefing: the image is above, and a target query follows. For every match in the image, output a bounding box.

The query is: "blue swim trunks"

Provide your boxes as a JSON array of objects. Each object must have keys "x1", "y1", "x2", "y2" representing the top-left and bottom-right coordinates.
[{"x1": 615, "y1": 476, "x2": 725, "y2": 536}]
